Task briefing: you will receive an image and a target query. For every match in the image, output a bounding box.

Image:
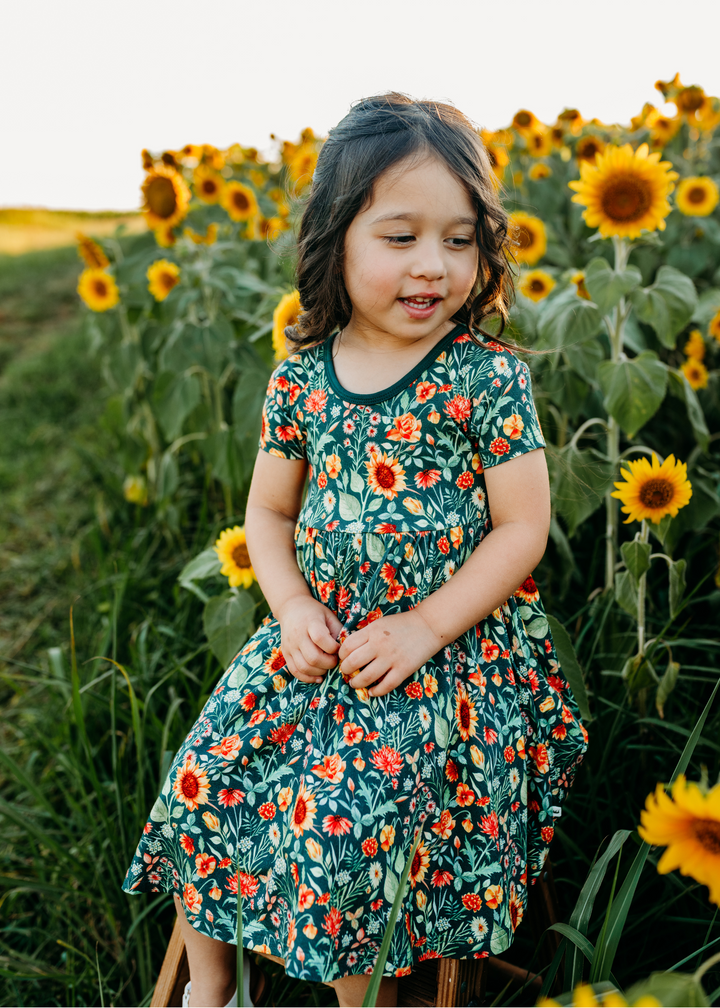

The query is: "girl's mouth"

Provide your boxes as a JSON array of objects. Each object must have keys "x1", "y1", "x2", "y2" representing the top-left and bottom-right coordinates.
[{"x1": 398, "y1": 296, "x2": 442, "y2": 319}]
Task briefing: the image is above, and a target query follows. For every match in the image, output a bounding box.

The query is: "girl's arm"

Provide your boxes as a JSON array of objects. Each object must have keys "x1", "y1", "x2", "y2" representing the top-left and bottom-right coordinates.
[
  {"x1": 245, "y1": 451, "x2": 342, "y2": 683},
  {"x1": 338, "y1": 448, "x2": 551, "y2": 697}
]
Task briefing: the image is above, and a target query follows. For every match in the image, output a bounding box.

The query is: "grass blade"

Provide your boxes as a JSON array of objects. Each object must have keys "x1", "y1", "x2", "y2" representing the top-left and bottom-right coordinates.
[{"x1": 362, "y1": 829, "x2": 422, "y2": 1007}]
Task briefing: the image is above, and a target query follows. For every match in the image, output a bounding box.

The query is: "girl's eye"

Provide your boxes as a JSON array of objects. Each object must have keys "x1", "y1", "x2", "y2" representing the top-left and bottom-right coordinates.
[
  {"x1": 448, "y1": 237, "x2": 473, "y2": 247},
  {"x1": 384, "y1": 235, "x2": 415, "y2": 245}
]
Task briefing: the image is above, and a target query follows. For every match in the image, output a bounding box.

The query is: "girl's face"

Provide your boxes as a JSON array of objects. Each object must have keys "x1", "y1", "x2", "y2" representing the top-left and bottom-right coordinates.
[{"x1": 342, "y1": 153, "x2": 479, "y2": 344}]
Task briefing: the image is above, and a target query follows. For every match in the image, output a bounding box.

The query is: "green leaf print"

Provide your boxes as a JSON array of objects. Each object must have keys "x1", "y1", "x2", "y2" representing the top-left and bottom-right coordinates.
[{"x1": 338, "y1": 492, "x2": 361, "y2": 521}]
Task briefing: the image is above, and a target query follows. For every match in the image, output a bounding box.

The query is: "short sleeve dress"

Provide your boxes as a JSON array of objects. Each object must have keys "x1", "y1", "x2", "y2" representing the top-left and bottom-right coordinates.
[{"x1": 123, "y1": 324, "x2": 587, "y2": 982}]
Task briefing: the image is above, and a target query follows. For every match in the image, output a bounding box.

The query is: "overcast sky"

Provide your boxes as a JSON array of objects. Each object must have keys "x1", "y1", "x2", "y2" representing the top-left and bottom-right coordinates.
[{"x1": 3, "y1": 0, "x2": 719, "y2": 211}]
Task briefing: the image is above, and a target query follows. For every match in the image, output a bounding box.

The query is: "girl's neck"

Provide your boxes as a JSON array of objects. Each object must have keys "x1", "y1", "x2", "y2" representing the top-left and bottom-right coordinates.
[{"x1": 331, "y1": 319, "x2": 456, "y2": 396}]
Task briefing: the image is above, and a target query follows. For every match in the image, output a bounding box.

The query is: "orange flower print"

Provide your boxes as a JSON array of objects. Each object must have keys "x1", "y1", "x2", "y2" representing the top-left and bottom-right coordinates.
[
  {"x1": 423, "y1": 673, "x2": 438, "y2": 697},
  {"x1": 462, "y1": 893, "x2": 483, "y2": 912},
  {"x1": 238, "y1": 872, "x2": 260, "y2": 897},
  {"x1": 386, "y1": 580, "x2": 405, "y2": 602},
  {"x1": 325, "y1": 453, "x2": 342, "y2": 478},
  {"x1": 528, "y1": 743, "x2": 550, "y2": 773},
  {"x1": 414, "y1": 468, "x2": 441, "y2": 489},
  {"x1": 386, "y1": 412, "x2": 422, "y2": 442},
  {"x1": 277, "y1": 786, "x2": 293, "y2": 811},
  {"x1": 415, "y1": 380, "x2": 437, "y2": 402},
  {"x1": 380, "y1": 824, "x2": 396, "y2": 850},
  {"x1": 180, "y1": 833, "x2": 195, "y2": 855},
  {"x1": 450, "y1": 525, "x2": 463, "y2": 547},
  {"x1": 370, "y1": 746, "x2": 404, "y2": 776},
  {"x1": 195, "y1": 853, "x2": 217, "y2": 878},
  {"x1": 444, "y1": 395, "x2": 472, "y2": 421},
  {"x1": 323, "y1": 814, "x2": 352, "y2": 835},
  {"x1": 173, "y1": 755, "x2": 211, "y2": 811},
  {"x1": 480, "y1": 639, "x2": 500, "y2": 662},
  {"x1": 361, "y1": 837, "x2": 378, "y2": 857},
  {"x1": 456, "y1": 782, "x2": 476, "y2": 806},
  {"x1": 183, "y1": 882, "x2": 203, "y2": 915},
  {"x1": 258, "y1": 801, "x2": 276, "y2": 820},
  {"x1": 366, "y1": 450, "x2": 407, "y2": 499},
  {"x1": 263, "y1": 647, "x2": 287, "y2": 674},
  {"x1": 290, "y1": 781, "x2": 317, "y2": 837},
  {"x1": 456, "y1": 471, "x2": 473, "y2": 489},
  {"x1": 471, "y1": 452, "x2": 483, "y2": 473},
  {"x1": 431, "y1": 870, "x2": 454, "y2": 887},
  {"x1": 403, "y1": 497, "x2": 423, "y2": 515},
  {"x1": 202, "y1": 812, "x2": 220, "y2": 831},
  {"x1": 322, "y1": 907, "x2": 343, "y2": 937},
  {"x1": 207, "y1": 734, "x2": 241, "y2": 759},
  {"x1": 303, "y1": 923, "x2": 318, "y2": 939},
  {"x1": 357, "y1": 607, "x2": 383, "y2": 628},
  {"x1": 490, "y1": 437, "x2": 510, "y2": 456},
  {"x1": 445, "y1": 758, "x2": 459, "y2": 781},
  {"x1": 343, "y1": 722, "x2": 364, "y2": 745},
  {"x1": 514, "y1": 575, "x2": 540, "y2": 603},
  {"x1": 218, "y1": 788, "x2": 245, "y2": 807},
  {"x1": 304, "y1": 388, "x2": 327, "y2": 413},
  {"x1": 297, "y1": 884, "x2": 315, "y2": 910},
  {"x1": 380, "y1": 562, "x2": 396, "y2": 583},
  {"x1": 540, "y1": 825, "x2": 554, "y2": 843},
  {"x1": 430, "y1": 809, "x2": 455, "y2": 840},
  {"x1": 504, "y1": 745, "x2": 515, "y2": 763},
  {"x1": 405, "y1": 681, "x2": 423, "y2": 699},
  {"x1": 484, "y1": 884, "x2": 504, "y2": 909},
  {"x1": 438, "y1": 536, "x2": 450, "y2": 554},
  {"x1": 311, "y1": 753, "x2": 346, "y2": 784},
  {"x1": 503, "y1": 413, "x2": 525, "y2": 439},
  {"x1": 455, "y1": 684, "x2": 479, "y2": 741},
  {"x1": 551, "y1": 723, "x2": 568, "y2": 740},
  {"x1": 408, "y1": 840, "x2": 430, "y2": 888},
  {"x1": 209, "y1": 884, "x2": 222, "y2": 900},
  {"x1": 516, "y1": 737, "x2": 526, "y2": 759},
  {"x1": 480, "y1": 811, "x2": 499, "y2": 839},
  {"x1": 509, "y1": 884, "x2": 524, "y2": 930}
]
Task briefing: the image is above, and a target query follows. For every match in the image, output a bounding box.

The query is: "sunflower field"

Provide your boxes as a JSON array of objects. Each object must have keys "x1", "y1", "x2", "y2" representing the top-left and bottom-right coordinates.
[{"x1": 2, "y1": 74, "x2": 720, "y2": 1007}]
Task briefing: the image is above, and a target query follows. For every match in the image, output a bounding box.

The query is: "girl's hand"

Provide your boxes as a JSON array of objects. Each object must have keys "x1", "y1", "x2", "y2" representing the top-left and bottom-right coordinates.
[
  {"x1": 338, "y1": 610, "x2": 442, "y2": 698},
  {"x1": 277, "y1": 596, "x2": 343, "y2": 684}
]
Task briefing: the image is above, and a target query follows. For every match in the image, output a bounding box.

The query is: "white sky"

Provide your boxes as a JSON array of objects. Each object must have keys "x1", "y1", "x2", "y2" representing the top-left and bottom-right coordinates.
[{"x1": 3, "y1": 0, "x2": 720, "y2": 211}]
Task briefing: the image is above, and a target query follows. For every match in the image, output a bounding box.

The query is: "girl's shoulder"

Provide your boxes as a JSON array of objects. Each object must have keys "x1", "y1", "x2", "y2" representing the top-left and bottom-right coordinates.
[{"x1": 448, "y1": 330, "x2": 531, "y2": 391}]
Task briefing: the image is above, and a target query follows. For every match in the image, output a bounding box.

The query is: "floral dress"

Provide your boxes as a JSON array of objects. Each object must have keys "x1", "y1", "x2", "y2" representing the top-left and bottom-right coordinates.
[{"x1": 123, "y1": 324, "x2": 587, "y2": 982}]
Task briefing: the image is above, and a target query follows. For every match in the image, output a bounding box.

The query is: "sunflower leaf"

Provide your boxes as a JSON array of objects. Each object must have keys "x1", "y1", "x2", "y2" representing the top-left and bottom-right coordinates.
[
  {"x1": 669, "y1": 558, "x2": 687, "y2": 619},
  {"x1": 546, "y1": 615, "x2": 591, "y2": 723},
  {"x1": 203, "y1": 590, "x2": 255, "y2": 668},
  {"x1": 630, "y1": 265, "x2": 698, "y2": 348},
  {"x1": 584, "y1": 258, "x2": 642, "y2": 315},
  {"x1": 656, "y1": 660, "x2": 681, "y2": 719},
  {"x1": 597, "y1": 351, "x2": 668, "y2": 437},
  {"x1": 667, "y1": 368, "x2": 710, "y2": 452},
  {"x1": 620, "y1": 540, "x2": 652, "y2": 584},
  {"x1": 536, "y1": 287, "x2": 602, "y2": 348},
  {"x1": 548, "y1": 445, "x2": 612, "y2": 536},
  {"x1": 614, "y1": 571, "x2": 638, "y2": 618}
]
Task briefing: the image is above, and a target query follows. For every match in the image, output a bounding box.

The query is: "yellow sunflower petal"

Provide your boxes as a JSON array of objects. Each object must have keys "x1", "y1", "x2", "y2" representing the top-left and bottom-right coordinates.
[
  {"x1": 610, "y1": 452, "x2": 692, "y2": 524},
  {"x1": 272, "y1": 290, "x2": 302, "y2": 362},
  {"x1": 681, "y1": 357, "x2": 708, "y2": 390},
  {"x1": 214, "y1": 526, "x2": 256, "y2": 589},
  {"x1": 222, "y1": 181, "x2": 259, "y2": 222},
  {"x1": 568, "y1": 143, "x2": 678, "y2": 239},
  {"x1": 193, "y1": 164, "x2": 225, "y2": 205},
  {"x1": 141, "y1": 165, "x2": 191, "y2": 230},
  {"x1": 519, "y1": 269, "x2": 555, "y2": 302},
  {"x1": 147, "y1": 259, "x2": 180, "y2": 302},
  {"x1": 76, "y1": 232, "x2": 109, "y2": 269},
  {"x1": 509, "y1": 212, "x2": 547, "y2": 266},
  {"x1": 683, "y1": 330, "x2": 705, "y2": 360},
  {"x1": 676, "y1": 176, "x2": 720, "y2": 217},
  {"x1": 77, "y1": 268, "x2": 120, "y2": 312}
]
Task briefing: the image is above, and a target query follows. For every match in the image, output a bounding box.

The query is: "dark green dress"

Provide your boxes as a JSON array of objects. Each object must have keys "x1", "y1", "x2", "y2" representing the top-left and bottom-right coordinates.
[{"x1": 123, "y1": 325, "x2": 587, "y2": 982}]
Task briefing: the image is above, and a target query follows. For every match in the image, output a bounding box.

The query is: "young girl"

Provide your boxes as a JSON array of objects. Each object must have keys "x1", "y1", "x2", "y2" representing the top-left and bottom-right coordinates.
[{"x1": 124, "y1": 93, "x2": 587, "y2": 1008}]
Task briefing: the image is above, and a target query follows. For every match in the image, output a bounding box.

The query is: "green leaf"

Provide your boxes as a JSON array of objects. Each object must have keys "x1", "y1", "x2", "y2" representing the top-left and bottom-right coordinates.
[
  {"x1": 201, "y1": 429, "x2": 243, "y2": 490},
  {"x1": 630, "y1": 265, "x2": 698, "y2": 348},
  {"x1": 667, "y1": 369, "x2": 710, "y2": 453},
  {"x1": 537, "y1": 288, "x2": 602, "y2": 349},
  {"x1": 597, "y1": 352, "x2": 667, "y2": 437},
  {"x1": 669, "y1": 558, "x2": 687, "y2": 619},
  {"x1": 526, "y1": 616, "x2": 549, "y2": 638},
  {"x1": 620, "y1": 540, "x2": 651, "y2": 584},
  {"x1": 232, "y1": 345, "x2": 271, "y2": 450},
  {"x1": 156, "y1": 450, "x2": 179, "y2": 501},
  {"x1": 563, "y1": 338, "x2": 605, "y2": 384},
  {"x1": 548, "y1": 445, "x2": 612, "y2": 537},
  {"x1": 203, "y1": 590, "x2": 255, "y2": 667},
  {"x1": 621, "y1": 653, "x2": 658, "y2": 698},
  {"x1": 546, "y1": 616, "x2": 591, "y2": 724},
  {"x1": 179, "y1": 547, "x2": 222, "y2": 585},
  {"x1": 338, "y1": 492, "x2": 361, "y2": 522},
  {"x1": 382, "y1": 868, "x2": 399, "y2": 905},
  {"x1": 656, "y1": 660, "x2": 680, "y2": 719},
  {"x1": 589, "y1": 841, "x2": 650, "y2": 983},
  {"x1": 626, "y1": 972, "x2": 709, "y2": 1008},
  {"x1": 153, "y1": 371, "x2": 202, "y2": 442},
  {"x1": 434, "y1": 717, "x2": 449, "y2": 748},
  {"x1": 364, "y1": 533, "x2": 386, "y2": 562},
  {"x1": 584, "y1": 257, "x2": 642, "y2": 315}
]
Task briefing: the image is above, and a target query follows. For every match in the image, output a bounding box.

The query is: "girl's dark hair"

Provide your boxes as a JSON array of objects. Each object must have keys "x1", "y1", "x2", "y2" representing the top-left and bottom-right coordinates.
[{"x1": 288, "y1": 92, "x2": 515, "y2": 351}]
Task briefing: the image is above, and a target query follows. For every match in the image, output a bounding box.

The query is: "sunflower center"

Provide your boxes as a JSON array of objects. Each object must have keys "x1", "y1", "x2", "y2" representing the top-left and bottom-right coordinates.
[
  {"x1": 375, "y1": 463, "x2": 396, "y2": 489},
  {"x1": 161, "y1": 272, "x2": 178, "y2": 292},
  {"x1": 638, "y1": 477, "x2": 674, "y2": 509},
  {"x1": 516, "y1": 225, "x2": 535, "y2": 251},
  {"x1": 515, "y1": 112, "x2": 532, "y2": 127},
  {"x1": 692, "y1": 819, "x2": 720, "y2": 853},
  {"x1": 181, "y1": 771, "x2": 199, "y2": 799},
  {"x1": 232, "y1": 542, "x2": 251, "y2": 568},
  {"x1": 678, "y1": 87, "x2": 704, "y2": 113},
  {"x1": 93, "y1": 279, "x2": 108, "y2": 297},
  {"x1": 146, "y1": 177, "x2": 178, "y2": 219},
  {"x1": 202, "y1": 179, "x2": 218, "y2": 194},
  {"x1": 411, "y1": 850, "x2": 421, "y2": 876},
  {"x1": 459, "y1": 699, "x2": 470, "y2": 731},
  {"x1": 294, "y1": 797, "x2": 307, "y2": 824},
  {"x1": 687, "y1": 186, "x2": 707, "y2": 205},
  {"x1": 601, "y1": 175, "x2": 652, "y2": 222},
  {"x1": 232, "y1": 191, "x2": 250, "y2": 212},
  {"x1": 529, "y1": 279, "x2": 545, "y2": 293}
]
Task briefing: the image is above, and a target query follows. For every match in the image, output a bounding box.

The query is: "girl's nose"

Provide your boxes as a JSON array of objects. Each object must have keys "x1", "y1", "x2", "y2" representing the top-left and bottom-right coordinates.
[{"x1": 408, "y1": 241, "x2": 446, "y2": 281}]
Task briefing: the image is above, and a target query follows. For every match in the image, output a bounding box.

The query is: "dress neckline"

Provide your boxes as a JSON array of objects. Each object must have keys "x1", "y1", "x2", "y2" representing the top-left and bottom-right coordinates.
[{"x1": 322, "y1": 323, "x2": 466, "y2": 405}]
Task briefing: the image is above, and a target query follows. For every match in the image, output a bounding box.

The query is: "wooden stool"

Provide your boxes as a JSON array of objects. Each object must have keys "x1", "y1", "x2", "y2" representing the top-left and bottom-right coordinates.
[{"x1": 150, "y1": 921, "x2": 486, "y2": 1007}]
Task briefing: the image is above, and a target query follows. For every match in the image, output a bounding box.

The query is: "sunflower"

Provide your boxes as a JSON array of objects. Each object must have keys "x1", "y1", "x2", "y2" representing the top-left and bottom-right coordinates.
[
  {"x1": 683, "y1": 330, "x2": 705, "y2": 360},
  {"x1": 639, "y1": 775, "x2": 720, "y2": 905},
  {"x1": 557, "y1": 108, "x2": 585, "y2": 136},
  {"x1": 528, "y1": 162, "x2": 552, "y2": 181},
  {"x1": 214, "y1": 525, "x2": 256, "y2": 589},
  {"x1": 681, "y1": 357, "x2": 709, "y2": 390},
  {"x1": 247, "y1": 216, "x2": 286, "y2": 242},
  {"x1": 147, "y1": 260, "x2": 180, "y2": 302},
  {"x1": 77, "y1": 268, "x2": 119, "y2": 312},
  {"x1": 645, "y1": 107, "x2": 680, "y2": 147},
  {"x1": 676, "y1": 84, "x2": 706, "y2": 116},
  {"x1": 193, "y1": 164, "x2": 225, "y2": 204},
  {"x1": 366, "y1": 451, "x2": 407, "y2": 500},
  {"x1": 290, "y1": 781, "x2": 317, "y2": 838},
  {"x1": 76, "y1": 232, "x2": 109, "y2": 269},
  {"x1": 509, "y1": 212, "x2": 547, "y2": 266},
  {"x1": 525, "y1": 129, "x2": 552, "y2": 158},
  {"x1": 287, "y1": 144, "x2": 318, "y2": 191},
  {"x1": 408, "y1": 840, "x2": 431, "y2": 889},
  {"x1": 455, "y1": 683, "x2": 479, "y2": 742},
  {"x1": 569, "y1": 143, "x2": 678, "y2": 239},
  {"x1": 141, "y1": 165, "x2": 191, "y2": 230},
  {"x1": 154, "y1": 224, "x2": 177, "y2": 248},
  {"x1": 574, "y1": 135, "x2": 605, "y2": 165},
  {"x1": 675, "y1": 176, "x2": 719, "y2": 217},
  {"x1": 571, "y1": 271, "x2": 591, "y2": 300},
  {"x1": 479, "y1": 130, "x2": 510, "y2": 182},
  {"x1": 272, "y1": 290, "x2": 302, "y2": 361},
  {"x1": 511, "y1": 109, "x2": 540, "y2": 135},
  {"x1": 519, "y1": 269, "x2": 555, "y2": 302},
  {"x1": 172, "y1": 755, "x2": 211, "y2": 811},
  {"x1": 708, "y1": 310, "x2": 720, "y2": 345},
  {"x1": 184, "y1": 223, "x2": 218, "y2": 245},
  {"x1": 222, "y1": 181, "x2": 258, "y2": 222},
  {"x1": 611, "y1": 453, "x2": 692, "y2": 525}
]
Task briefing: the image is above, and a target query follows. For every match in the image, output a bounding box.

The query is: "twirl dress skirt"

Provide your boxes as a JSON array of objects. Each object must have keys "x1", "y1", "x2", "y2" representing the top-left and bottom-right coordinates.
[{"x1": 123, "y1": 324, "x2": 587, "y2": 982}]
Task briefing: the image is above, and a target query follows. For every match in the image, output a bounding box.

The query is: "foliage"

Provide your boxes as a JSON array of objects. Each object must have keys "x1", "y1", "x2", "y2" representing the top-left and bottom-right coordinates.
[{"x1": 1, "y1": 79, "x2": 720, "y2": 1007}]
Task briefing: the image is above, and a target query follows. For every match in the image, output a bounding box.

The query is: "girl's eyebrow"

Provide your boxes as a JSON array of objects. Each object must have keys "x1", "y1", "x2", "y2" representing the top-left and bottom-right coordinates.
[{"x1": 370, "y1": 211, "x2": 477, "y2": 227}]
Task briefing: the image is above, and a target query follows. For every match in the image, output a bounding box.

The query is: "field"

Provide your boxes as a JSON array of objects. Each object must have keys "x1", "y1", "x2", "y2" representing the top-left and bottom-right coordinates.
[{"x1": 2, "y1": 79, "x2": 720, "y2": 1008}]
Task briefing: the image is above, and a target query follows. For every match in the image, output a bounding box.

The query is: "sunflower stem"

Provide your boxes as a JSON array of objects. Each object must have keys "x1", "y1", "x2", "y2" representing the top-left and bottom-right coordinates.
[
  {"x1": 637, "y1": 521, "x2": 649, "y2": 656},
  {"x1": 604, "y1": 238, "x2": 629, "y2": 591}
]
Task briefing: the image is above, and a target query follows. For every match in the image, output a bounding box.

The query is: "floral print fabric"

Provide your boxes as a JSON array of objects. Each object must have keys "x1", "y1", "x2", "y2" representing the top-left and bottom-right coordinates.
[{"x1": 123, "y1": 326, "x2": 587, "y2": 982}]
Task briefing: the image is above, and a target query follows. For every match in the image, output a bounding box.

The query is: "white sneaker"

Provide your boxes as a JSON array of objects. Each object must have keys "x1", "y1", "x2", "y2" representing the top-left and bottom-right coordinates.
[{"x1": 179, "y1": 971, "x2": 243, "y2": 1007}]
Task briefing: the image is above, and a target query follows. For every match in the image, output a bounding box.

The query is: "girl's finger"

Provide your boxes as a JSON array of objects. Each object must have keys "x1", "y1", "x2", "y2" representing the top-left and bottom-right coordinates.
[
  {"x1": 349, "y1": 658, "x2": 390, "y2": 689},
  {"x1": 298, "y1": 640, "x2": 336, "y2": 672},
  {"x1": 307, "y1": 620, "x2": 340, "y2": 654},
  {"x1": 324, "y1": 609, "x2": 344, "y2": 639},
  {"x1": 338, "y1": 642, "x2": 377, "y2": 677},
  {"x1": 338, "y1": 631, "x2": 367, "y2": 663}
]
